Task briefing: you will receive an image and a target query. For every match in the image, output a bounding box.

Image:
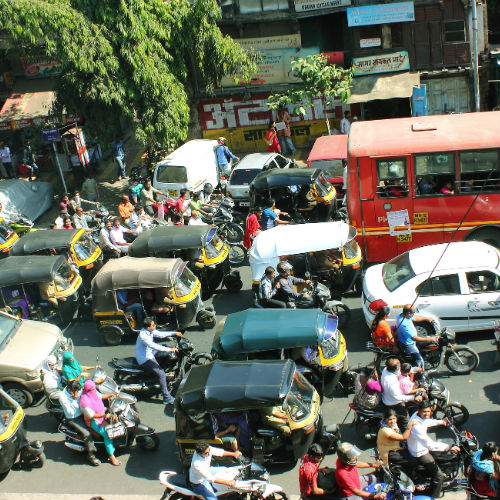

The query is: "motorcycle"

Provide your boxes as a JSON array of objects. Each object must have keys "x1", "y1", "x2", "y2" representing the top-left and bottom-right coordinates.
[
  {"x1": 59, "y1": 394, "x2": 160, "y2": 453},
  {"x1": 201, "y1": 197, "x2": 244, "y2": 244},
  {"x1": 351, "y1": 371, "x2": 469, "y2": 443},
  {"x1": 109, "y1": 337, "x2": 213, "y2": 399},
  {"x1": 368, "y1": 326, "x2": 479, "y2": 375},
  {"x1": 159, "y1": 456, "x2": 287, "y2": 500}
]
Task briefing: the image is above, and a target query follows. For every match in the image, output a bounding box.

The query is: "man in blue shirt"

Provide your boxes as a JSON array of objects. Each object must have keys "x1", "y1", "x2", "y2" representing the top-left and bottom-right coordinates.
[
  {"x1": 135, "y1": 317, "x2": 182, "y2": 404},
  {"x1": 261, "y1": 199, "x2": 289, "y2": 231},
  {"x1": 215, "y1": 137, "x2": 239, "y2": 180},
  {"x1": 396, "y1": 304, "x2": 438, "y2": 368},
  {"x1": 111, "y1": 136, "x2": 126, "y2": 180}
]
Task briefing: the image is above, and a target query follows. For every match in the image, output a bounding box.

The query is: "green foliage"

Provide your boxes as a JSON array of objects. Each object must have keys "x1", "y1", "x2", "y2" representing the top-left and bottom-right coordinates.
[
  {"x1": 267, "y1": 54, "x2": 353, "y2": 132},
  {"x1": 0, "y1": 0, "x2": 256, "y2": 152}
]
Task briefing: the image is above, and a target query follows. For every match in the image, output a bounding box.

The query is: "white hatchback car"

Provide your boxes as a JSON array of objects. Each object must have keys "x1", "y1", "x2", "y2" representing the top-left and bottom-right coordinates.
[{"x1": 362, "y1": 241, "x2": 500, "y2": 334}]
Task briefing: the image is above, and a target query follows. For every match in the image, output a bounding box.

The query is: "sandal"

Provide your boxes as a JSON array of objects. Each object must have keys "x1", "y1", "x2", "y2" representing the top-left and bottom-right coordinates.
[
  {"x1": 89, "y1": 455, "x2": 101, "y2": 466},
  {"x1": 110, "y1": 457, "x2": 121, "y2": 466}
]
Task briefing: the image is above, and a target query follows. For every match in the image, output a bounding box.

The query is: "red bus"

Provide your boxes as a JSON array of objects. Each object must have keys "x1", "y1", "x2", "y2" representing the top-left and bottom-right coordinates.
[{"x1": 346, "y1": 111, "x2": 500, "y2": 263}]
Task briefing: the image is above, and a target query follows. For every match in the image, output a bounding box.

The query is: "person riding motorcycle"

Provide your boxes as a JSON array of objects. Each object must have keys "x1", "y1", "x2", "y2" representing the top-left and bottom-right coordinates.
[
  {"x1": 273, "y1": 262, "x2": 312, "y2": 309},
  {"x1": 257, "y1": 266, "x2": 285, "y2": 309},
  {"x1": 406, "y1": 400, "x2": 460, "y2": 498},
  {"x1": 189, "y1": 440, "x2": 242, "y2": 500}
]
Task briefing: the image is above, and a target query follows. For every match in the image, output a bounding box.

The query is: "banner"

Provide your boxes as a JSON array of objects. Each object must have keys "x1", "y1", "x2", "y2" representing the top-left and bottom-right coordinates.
[
  {"x1": 294, "y1": 0, "x2": 351, "y2": 12},
  {"x1": 236, "y1": 34, "x2": 301, "y2": 51},
  {"x1": 352, "y1": 51, "x2": 410, "y2": 75},
  {"x1": 20, "y1": 56, "x2": 62, "y2": 79},
  {"x1": 347, "y1": 2, "x2": 415, "y2": 27}
]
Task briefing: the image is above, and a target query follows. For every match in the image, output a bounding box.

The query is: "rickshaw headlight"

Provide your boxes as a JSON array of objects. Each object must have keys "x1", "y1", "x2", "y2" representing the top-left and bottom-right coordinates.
[{"x1": 26, "y1": 370, "x2": 40, "y2": 379}]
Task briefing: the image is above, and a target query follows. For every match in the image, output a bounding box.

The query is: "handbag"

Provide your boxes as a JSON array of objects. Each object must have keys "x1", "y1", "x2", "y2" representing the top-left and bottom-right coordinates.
[
  {"x1": 317, "y1": 467, "x2": 337, "y2": 492},
  {"x1": 105, "y1": 422, "x2": 126, "y2": 439}
]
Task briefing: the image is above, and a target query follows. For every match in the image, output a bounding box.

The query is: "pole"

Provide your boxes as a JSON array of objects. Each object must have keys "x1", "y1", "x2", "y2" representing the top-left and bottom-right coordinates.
[
  {"x1": 52, "y1": 142, "x2": 68, "y2": 193},
  {"x1": 471, "y1": 0, "x2": 480, "y2": 111}
]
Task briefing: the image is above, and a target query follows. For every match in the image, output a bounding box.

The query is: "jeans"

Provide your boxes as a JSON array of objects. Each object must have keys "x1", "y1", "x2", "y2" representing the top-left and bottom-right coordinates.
[
  {"x1": 140, "y1": 358, "x2": 171, "y2": 400},
  {"x1": 191, "y1": 467, "x2": 226, "y2": 500},
  {"x1": 29, "y1": 163, "x2": 39, "y2": 179},
  {"x1": 115, "y1": 156, "x2": 126, "y2": 178},
  {"x1": 416, "y1": 452, "x2": 445, "y2": 498},
  {"x1": 259, "y1": 298, "x2": 286, "y2": 309},
  {"x1": 66, "y1": 416, "x2": 96, "y2": 455},
  {"x1": 278, "y1": 136, "x2": 296, "y2": 156},
  {"x1": 144, "y1": 205, "x2": 155, "y2": 216},
  {"x1": 90, "y1": 419, "x2": 115, "y2": 456},
  {"x1": 124, "y1": 303, "x2": 144, "y2": 326},
  {"x1": 400, "y1": 342, "x2": 424, "y2": 369},
  {"x1": 217, "y1": 163, "x2": 231, "y2": 179}
]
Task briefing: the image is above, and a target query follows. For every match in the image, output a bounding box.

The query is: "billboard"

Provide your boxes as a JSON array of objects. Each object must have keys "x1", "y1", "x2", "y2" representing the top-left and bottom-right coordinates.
[{"x1": 347, "y1": 2, "x2": 415, "y2": 27}]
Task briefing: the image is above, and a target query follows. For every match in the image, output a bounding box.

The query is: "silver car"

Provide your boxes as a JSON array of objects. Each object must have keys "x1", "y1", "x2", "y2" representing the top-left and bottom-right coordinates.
[{"x1": 226, "y1": 153, "x2": 294, "y2": 210}]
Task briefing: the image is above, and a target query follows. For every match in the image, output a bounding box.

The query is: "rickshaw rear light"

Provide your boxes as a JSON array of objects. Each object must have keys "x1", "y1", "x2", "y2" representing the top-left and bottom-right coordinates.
[
  {"x1": 2, "y1": 248, "x2": 9, "y2": 253},
  {"x1": 352, "y1": 263, "x2": 360, "y2": 269},
  {"x1": 304, "y1": 423, "x2": 315, "y2": 435},
  {"x1": 324, "y1": 201, "x2": 331, "y2": 205},
  {"x1": 60, "y1": 297, "x2": 67, "y2": 302},
  {"x1": 178, "y1": 304, "x2": 186, "y2": 309},
  {"x1": 368, "y1": 299, "x2": 387, "y2": 312},
  {"x1": 85, "y1": 263, "x2": 94, "y2": 269}
]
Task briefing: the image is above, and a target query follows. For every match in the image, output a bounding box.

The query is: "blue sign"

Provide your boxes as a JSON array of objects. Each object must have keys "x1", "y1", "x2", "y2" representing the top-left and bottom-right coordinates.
[
  {"x1": 347, "y1": 2, "x2": 415, "y2": 27},
  {"x1": 42, "y1": 129, "x2": 61, "y2": 142},
  {"x1": 412, "y1": 85, "x2": 427, "y2": 116}
]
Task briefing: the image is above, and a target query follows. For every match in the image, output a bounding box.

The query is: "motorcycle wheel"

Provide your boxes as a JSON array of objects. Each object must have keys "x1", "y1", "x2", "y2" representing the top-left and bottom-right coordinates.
[
  {"x1": 225, "y1": 223, "x2": 244, "y2": 243},
  {"x1": 445, "y1": 347, "x2": 479, "y2": 374},
  {"x1": 435, "y1": 403, "x2": 469, "y2": 427},
  {"x1": 228, "y1": 243, "x2": 246, "y2": 265},
  {"x1": 323, "y1": 303, "x2": 351, "y2": 329},
  {"x1": 136, "y1": 434, "x2": 160, "y2": 451}
]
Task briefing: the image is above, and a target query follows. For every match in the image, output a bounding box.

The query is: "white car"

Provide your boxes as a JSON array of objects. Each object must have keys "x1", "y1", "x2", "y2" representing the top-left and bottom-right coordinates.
[{"x1": 362, "y1": 241, "x2": 500, "y2": 334}]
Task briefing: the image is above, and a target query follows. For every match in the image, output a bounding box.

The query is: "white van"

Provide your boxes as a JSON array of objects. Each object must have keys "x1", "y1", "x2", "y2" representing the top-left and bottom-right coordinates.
[{"x1": 153, "y1": 139, "x2": 219, "y2": 198}]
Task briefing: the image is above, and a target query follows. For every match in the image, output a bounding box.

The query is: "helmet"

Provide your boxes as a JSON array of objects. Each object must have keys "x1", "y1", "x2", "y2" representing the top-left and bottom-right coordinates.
[
  {"x1": 218, "y1": 137, "x2": 226, "y2": 144},
  {"x1": 277, "y1": 261, "x2": 293, "y2": 277},
  {"x1": 337, "y1": 442, "x2": 361, "y2": 465},
  {"x1": 203, "y1": 183, "x2": 213, "y2": 195}
]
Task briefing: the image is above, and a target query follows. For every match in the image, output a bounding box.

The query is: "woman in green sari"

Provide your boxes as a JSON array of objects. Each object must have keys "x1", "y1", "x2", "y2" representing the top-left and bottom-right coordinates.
[{"x1": 61, "y1": 352, "x2": 97, "y2": 387}]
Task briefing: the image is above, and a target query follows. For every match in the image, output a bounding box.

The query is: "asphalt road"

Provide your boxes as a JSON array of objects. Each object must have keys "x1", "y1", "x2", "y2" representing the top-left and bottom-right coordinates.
[{"x1": 2, "y1": 262, "x2": 499, "y2": 498}]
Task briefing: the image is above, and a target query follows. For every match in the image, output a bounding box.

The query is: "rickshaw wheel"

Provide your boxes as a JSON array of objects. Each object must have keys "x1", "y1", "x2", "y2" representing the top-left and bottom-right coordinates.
[
  {"x1": 136, "y1": 434, "x2": 160, "y2": 451},
  {"x1": 196, "y1": 310, "x2": 216, "y2": 330},
  {"x1": 100, "y1": 326, "x2": 123, "y2": 346},
  {"x1": 3, "y1": 383, "x2": 33, "y2": 408}
]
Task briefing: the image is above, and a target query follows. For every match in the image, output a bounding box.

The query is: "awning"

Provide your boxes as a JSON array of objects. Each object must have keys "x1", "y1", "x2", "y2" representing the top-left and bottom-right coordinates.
[{"x1": 348, "y1": 72, "x2": 420, "y2": 104}]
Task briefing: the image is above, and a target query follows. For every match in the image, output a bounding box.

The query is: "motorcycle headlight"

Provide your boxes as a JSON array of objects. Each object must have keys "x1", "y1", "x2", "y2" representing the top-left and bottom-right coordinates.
[{"x1": 26, "y1": 370, "x2": 40, "y2": 379}]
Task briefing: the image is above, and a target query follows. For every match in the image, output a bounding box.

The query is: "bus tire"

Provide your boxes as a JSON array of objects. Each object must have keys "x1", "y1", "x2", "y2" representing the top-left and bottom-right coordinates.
[
  {"x1": 464, "y1": 227, "x2": 500, "y2": 249},
  {"x1": 100, "y1": 325, "x2": 123, "y2": 346}
]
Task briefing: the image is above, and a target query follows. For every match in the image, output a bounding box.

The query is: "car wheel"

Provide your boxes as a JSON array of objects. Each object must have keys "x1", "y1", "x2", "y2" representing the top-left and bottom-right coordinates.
[
  {"x1": 414, "y1": 321, "x2": 434, "y2": 337},
  {"x1": 3, "y1": 383, "x2": 34, "y2": 408}
]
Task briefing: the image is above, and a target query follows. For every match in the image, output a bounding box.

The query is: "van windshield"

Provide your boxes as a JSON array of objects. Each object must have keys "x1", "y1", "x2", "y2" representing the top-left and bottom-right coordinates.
[
  {"x1": 156, "y1": 165, "x2": 188, "y2": 184},
  {"x1": 229, "y1": 169, "x2": 261, "y2": 185},
  {"x1": 382, "y1": 252, "x2": 416, "y2": 292},
  {"x1": 285, "y1": 373, "x2": 314, "y2": 422},
  {"x1": 310, "y1": 159, "x2": 344, "y2": 177}
]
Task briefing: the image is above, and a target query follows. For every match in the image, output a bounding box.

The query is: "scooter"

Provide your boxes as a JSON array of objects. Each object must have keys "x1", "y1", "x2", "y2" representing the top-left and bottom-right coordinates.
[
  {"x1": 109, "y1": 337, "x2": 212, "y2": 399},
  {"x1": 159, "y1": 456, "x2": 287, "y2": 500},
  {"x1": 59, "y1": 394, "x2": 159, "y2": 454}
]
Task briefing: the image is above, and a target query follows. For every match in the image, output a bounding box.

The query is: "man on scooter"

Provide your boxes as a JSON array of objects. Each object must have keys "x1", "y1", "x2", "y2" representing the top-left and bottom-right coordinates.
[
  {"x1": 407, "y1": 400, "x2": 460, "y2": 498},
  {"x1": 274, "y1": 262, "x2": 312, "y2": 308},
  {"x1": 189, "y1": 440, "x2": 242, "y2": 500}
]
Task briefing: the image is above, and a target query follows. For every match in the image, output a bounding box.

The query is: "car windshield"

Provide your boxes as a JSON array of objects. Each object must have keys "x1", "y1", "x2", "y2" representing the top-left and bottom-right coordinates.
[
  {"x1": 0, "y1": 314, "x2": 18, "y2": 349},
  {"x1": 229, "y1": 169, "x2": 261, "y2": 185},
  {"x1": 156, "y1": 165, "x2": 188, "y2": 184},
  {"x1": 314, "y1": 175, "x2": 332, "y2": 197},
  {"x1": 73, "y1": 235, "x2": 96, "y2": 262},
  {"x1": 205, "y1": 230, "x2": 224, "y2": 259},
  {"x1": 175, "y1": 265, "x2": 198, "y2": 297},
  {"x1": 285, "y1": 372, "x2": 314, "y2": 422},
  {"x1": 310, "y1": 159, "x2": 344, "y2": 177},
  {"x1": 382, "y1": 252, "x2": 416, "y2": 292},
  {"x1": 54, "y1": 262, "x2": 76, "y2": 292}
]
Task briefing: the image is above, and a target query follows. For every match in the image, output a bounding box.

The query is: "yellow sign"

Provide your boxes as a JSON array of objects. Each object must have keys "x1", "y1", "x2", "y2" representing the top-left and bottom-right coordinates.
[
  {"x1": 397, "y1": 233, "x2": 413, "y2": 242},
  {"x1": 99, "y1": 319, "x2": 122, "y2": 325},
  {"x1": 413, "y1": 212, "x2": 428, "y2": 224}
]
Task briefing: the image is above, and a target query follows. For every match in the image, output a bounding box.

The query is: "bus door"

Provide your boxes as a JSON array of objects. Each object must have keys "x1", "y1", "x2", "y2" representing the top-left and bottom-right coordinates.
[{"x1": 371, "y1": 156, "x2": 412, "y2": 260}]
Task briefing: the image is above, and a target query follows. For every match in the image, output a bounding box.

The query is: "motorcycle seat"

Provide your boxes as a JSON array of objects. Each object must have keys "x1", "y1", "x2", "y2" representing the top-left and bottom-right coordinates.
[{"x1": 112, "y1": 357, "x2": 143, "y2": 371}]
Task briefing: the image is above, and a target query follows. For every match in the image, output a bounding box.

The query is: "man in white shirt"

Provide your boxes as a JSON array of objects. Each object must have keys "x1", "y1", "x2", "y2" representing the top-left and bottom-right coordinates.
[
  {"x1": 110, "y1": 217, "x2": 135, "y2": 252},
  {"x1": 188, "y1": 210, "x2": 207, "y2": 226},
  {"x1": 59, "y1": 380, "x2": 100, "y2": 466},
  {"x1": 0, "y1": 142, "x2": 14, "y2": 178},
  {"x1": 135, "y1": 317, "x2": 182, "y2": 404},
  {"x1": 340, "y1": 110, "x2": 351, "y2": 135},
  {"x1": 381, "y1": 358, "x2": 422, "y2": 431},
  {"x1": 54, "y1": 210, "x2": 69, "y2": 229},
  {"x1": 129, "y1": 205, "x2": 152, "y2": 233},
  {"x1": 189, "y1": 440, "x2": 242, "y2": 500},
  {"x1": 407, "y1": 401, "x2": 460, "y2": 498},
  {"x1": 99, "y1": 219, "x2": 121, "y2": 257}
]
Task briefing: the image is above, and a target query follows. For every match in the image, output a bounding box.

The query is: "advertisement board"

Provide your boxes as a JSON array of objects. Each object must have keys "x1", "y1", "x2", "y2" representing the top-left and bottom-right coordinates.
[
  {"x1": 294, "y1": 0, "x2": 351, "y2": 12},
  {"x1": 236, "y1": 34, "x2": 302, "y2": 51},
  {"x1": 352, "y1": 51, "x2": 410, "y2": 75},
  {"x1": 20, "y1": 56, "x2": 62, "y2": 79},
  {"x1": 347, "y1": 2, "x2": 415, "y2": 27}
]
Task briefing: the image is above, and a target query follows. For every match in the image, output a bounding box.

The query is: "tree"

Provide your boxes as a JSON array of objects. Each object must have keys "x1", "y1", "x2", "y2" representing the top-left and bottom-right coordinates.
[
  {"x1": 0, "y1": 0, "x2": 256, "y2": 154},
  {"x1": 267, "y1": 54, "x2": 353, "y2": 135}
]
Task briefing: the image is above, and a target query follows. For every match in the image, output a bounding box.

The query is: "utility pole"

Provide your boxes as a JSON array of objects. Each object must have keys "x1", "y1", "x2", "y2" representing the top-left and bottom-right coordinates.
[{"x1": 471, "y1": 0, "x2": 480, "y2": 111}]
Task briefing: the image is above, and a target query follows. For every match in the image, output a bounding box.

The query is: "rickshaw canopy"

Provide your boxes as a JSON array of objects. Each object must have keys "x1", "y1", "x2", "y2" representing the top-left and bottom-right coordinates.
[
  {"x1": 212, "y1": 309, "x2": 335, "y2": 358},
  {"x1": 250, "y1": 168, "x2": 322, "y2": 192},
  {"x1": 11, "y1": 229, "x2": 83, "y2": 255},
  {"x1": 129, "y1": 226, "x2": 214, "y2": 257},
  {"x1": 178, "y1": 359, "x2": 295, "y2": 414},
  {"x1": 249, "y1": 221, "x2": 357, "y2": 280},
  {"x1": 0, "y1": 255, "x2": 67, "y2": 286}
]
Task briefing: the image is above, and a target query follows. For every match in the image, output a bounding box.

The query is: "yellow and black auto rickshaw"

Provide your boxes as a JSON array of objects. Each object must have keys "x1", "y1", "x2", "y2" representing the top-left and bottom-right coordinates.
[
  {"x1": 0, "y1": 386, "x2": 44, "y2": 475},
  {"x1": 0, "y1": 255, "x2": 82, "y2": 328},
  {"x1": 128, "y1": 226, "x2": 241, "y2": 298},
  {"x1": 11, "y1": 229, "x2": 102, "y2": 295},
  {"x1": 91, "y1": 256, "x2": 216, "y2": 346}
]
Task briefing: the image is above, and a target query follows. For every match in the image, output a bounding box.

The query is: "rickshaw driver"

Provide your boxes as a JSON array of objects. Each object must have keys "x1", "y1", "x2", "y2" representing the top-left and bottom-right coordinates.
[
  {"x1": 135, "y1": 317, "x2": 182, "y2": 405},
  {"x1": 189, "y1": 440, "x2": 242, "y2": 500},
  {"x1": 274, "y1": 262, "x2": 312, "y2": 308}
]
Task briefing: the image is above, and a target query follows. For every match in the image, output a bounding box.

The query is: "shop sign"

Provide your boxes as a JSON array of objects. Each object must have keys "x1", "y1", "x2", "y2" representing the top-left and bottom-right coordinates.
[
  {"x1": 294, "y1": 0, "x2": 351, "y2": 12},
  {"x1": 352, "y1": 51, "x2": 409, "y2": 75},
  {"x1": 360, "y1": 38, "x2": 381, "y2": 48},
  {"x1": 20, "y1": 56, "x2": 62, "y2": 79},
  {"x1": 236, "y1": 34, "x2": 302, "y2": 51},
  {"x1": 42, "y1": 129, "x2": 61, "y2": 142},
  {"x1": 347, "y1": 2, "x2": 415, "y2": 27}
]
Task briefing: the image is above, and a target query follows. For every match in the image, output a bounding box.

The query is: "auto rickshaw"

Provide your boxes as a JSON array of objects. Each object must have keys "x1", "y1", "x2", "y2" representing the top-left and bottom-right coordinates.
[
  {"x1": 0, "y1": 256, "x2": 82, "y2": 328},
  {"x1": 128, "y1": 226, "x2": 240, "y2": 298},
  {"x1": 211, "y1": 309, "x2": 348, "y2": 398},
  {"x1": 91, "y1": 256, "x2": 216, "y2": 346},
  {"x1": 175, "y1": 359, "x2": 323, "y2": 466},
  {"x1": 249, "y1": 168, "x2": 336, "y2": 222},
  {"x1": 0, "y1": 386, "x2": 44, "y2": 475},
  {"x1": 0, "y1": 218, "x2": 19, "y2": 257},
  {"x1": 11, "y1": 229, "x2": 102, "y2": 295},
  {"x1": 249, "y1": 221, "x2": 362, "y2": 298}
]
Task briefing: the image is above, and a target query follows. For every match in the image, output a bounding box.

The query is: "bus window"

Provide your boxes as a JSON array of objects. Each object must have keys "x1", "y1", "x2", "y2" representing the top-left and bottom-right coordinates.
[
  {"x1": 376, "y1": 159, "x2": 408, "y2": 198},
  {"x1": 458, "y1": 149, "x2": 500, "y2": 193},
  {"x1": 414, "y1": 153, "x2": 455, "y2": 196}
]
